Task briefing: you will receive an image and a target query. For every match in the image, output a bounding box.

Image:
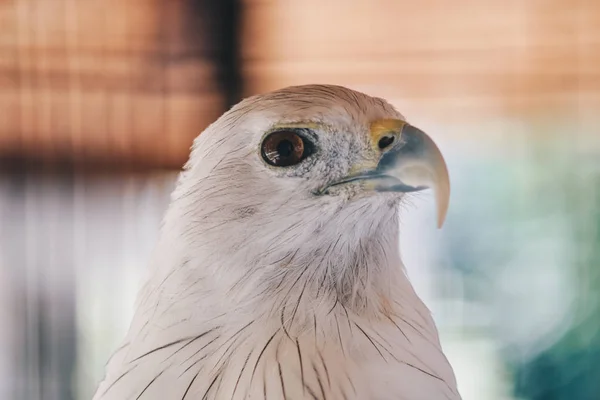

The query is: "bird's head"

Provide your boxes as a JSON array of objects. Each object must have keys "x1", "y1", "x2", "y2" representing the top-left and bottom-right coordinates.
[{"x1": 160, "y1": 84, "x2": 449, "y2": 317}]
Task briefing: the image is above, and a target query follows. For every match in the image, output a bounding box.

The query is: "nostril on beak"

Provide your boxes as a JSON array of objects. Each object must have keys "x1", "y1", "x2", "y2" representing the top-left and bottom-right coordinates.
[{"x1": 378, "y1": 135, "x2": 395, "y2": 150}]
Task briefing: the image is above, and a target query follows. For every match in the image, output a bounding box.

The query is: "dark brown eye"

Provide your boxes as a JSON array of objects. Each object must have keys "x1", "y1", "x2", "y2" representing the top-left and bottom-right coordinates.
[{"x1": 261, "y1": 130, "x2": 312, "y2": 167}]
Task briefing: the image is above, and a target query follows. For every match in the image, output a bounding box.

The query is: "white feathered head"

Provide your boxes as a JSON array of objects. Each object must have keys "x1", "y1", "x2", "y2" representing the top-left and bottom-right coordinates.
[{"x1": 164, "y1": 84, "x2": 449, "y2": 312}]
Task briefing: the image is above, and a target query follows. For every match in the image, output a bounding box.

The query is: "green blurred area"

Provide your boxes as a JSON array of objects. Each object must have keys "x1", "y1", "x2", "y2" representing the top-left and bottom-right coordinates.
[{"x1": 439, "y1": 119, "x2": 600, "y2": 400}]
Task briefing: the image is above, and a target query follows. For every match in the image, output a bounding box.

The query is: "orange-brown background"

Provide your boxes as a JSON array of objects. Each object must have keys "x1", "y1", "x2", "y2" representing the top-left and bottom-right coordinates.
[{"x1": 1, "y1": 0, "x2": 598, "y2": 169}]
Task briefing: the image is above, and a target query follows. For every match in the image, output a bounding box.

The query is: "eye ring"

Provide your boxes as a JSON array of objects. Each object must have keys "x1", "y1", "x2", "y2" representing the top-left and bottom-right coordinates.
[{"x1": 261, "y1": 130, "x2": 313, "y2": 167}]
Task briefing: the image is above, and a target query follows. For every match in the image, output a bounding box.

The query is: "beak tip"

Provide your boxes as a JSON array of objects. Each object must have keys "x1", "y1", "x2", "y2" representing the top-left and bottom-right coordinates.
[
  {"x1": 437, "y1": 211, "x2": 447, "y2": 229},
  {"x1": 435, "y1": 184, "x2": 450, "y2": 229}
]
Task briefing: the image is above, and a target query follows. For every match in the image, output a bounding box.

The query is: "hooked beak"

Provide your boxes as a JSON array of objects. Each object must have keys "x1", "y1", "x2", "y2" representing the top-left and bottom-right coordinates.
[{"x1": 320, "y1": 120, "x2": 450, "y2": 228}]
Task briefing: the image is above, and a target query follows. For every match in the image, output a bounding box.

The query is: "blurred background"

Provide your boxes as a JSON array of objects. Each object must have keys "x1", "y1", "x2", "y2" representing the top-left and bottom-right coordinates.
[{"x1": 1, "y1": 0, "x2": 599, "y2": 399}]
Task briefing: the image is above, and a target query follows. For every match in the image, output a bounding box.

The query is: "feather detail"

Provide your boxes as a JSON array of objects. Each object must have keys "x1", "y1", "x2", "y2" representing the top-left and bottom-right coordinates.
[{"x1": 93, "y1": 85, "x2": 461, "y2": 400}]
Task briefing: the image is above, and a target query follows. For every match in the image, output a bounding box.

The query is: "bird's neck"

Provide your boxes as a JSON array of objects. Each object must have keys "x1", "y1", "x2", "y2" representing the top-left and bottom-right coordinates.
[
  {"x1": 143, "y1": 228, "x2": 410, "y2": 320},
  {"x1": 95, "y1": 234, "x2": 460, "y2": 399}
]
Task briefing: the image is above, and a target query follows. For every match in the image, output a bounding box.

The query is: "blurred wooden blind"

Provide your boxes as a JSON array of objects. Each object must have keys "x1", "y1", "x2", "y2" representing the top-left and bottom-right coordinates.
[
  {"x1": 1, "y1": 0, "x2": 599, "y2": 167},
  {"x1": 0, "y1": 0, "x2": 239, "y2": 169},
  {"x1": 242, "y1": 0, "x2": 600, "y2": 123}
]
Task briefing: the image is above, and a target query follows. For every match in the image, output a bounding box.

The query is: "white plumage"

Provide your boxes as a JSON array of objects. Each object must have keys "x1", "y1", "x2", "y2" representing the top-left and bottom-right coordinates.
[{"x1": 93, "y1": 85, "x2": 460, "y2": 400}]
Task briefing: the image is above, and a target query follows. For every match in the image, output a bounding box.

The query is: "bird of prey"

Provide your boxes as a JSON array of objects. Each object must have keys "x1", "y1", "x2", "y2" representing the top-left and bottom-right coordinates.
[{"x1": 93, "y1": 84, "x2": 460, "y2": 400}]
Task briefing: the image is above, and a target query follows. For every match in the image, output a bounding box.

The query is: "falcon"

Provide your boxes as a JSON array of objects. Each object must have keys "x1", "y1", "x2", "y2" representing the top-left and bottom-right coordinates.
[{"x1": 93, "y1": 84, "x2": 460, "y2": 400}]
